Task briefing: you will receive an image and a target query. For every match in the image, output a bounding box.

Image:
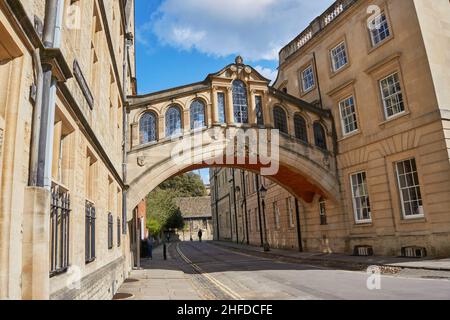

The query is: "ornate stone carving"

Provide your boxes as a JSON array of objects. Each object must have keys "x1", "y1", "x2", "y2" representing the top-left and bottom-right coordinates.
[{"x1": 137, "y1": 156, "x2": 146, "y2": 167}]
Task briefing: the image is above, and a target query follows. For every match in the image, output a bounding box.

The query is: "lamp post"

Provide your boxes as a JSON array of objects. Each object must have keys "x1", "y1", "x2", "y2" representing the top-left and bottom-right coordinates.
[{"x1": 259, "y1": 184, "x2": 270, "y2": 252}]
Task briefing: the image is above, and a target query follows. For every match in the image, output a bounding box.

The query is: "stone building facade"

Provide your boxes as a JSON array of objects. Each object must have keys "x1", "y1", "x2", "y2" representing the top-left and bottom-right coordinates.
[
  {"x1": 175, "y1": 197, "x2": 214, "y2": 242},
  {"x1": 0, "y1": 0, "x2": 136, "y2": 300},
  {"x1": 211, "y1": 0, "x2": 450, "y2": 258}
]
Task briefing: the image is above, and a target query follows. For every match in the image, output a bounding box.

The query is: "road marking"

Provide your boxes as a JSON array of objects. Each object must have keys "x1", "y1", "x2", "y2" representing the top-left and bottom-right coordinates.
[{"x1": 176, "y1": 243, "x2": 243, "y2": 300}]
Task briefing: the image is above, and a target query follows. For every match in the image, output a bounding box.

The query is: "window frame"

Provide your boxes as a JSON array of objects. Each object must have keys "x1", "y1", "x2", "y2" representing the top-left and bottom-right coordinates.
[
  {"x1": 301, "y1": 65, "x2": 315, "y2": 93},
  {"x1": 273, "y1": 106, "x2": 288, "y2": 135},
  {"x1": 217, "y1": 92, "x2": 226, "y2": 124},
  {"x1": 139, "y1": 111, "x2": 158, "y2": 145},
  {"x1": 350, "y1": 171, "x2": 372, "y2": 224},
  {"x1": 108, "y1": 213, "x2": 114, "y2": 250},
  {"x1": 339, "y1": 95, "x2": 359, "y2": 136},
  {"x1": 330, "y1": 41, "x2": 348, "y2": 72},
  {"x1": 273, "y1": 201, "x2": 281, "y2": 230},
  {"x1": 190, "y1": 99, "x2": 206, "y2": 130},
  {"x1": 294, "y1": 114, "x2": 308, "y2": 143},
  {"x1": 85, "y1": 200, "x2": 96, "y2": 264},
  {"x1": 319, "y1": 197, "x2": 327, "y2": 225},
  {"x1": 369, "y1": 12, "x2": 391, "y2": 47},
  {"x1": 313, "y1": 122, "x2": 327, "y2": 151},
  {"x1": 287, "y1": 197, "x2": 295, "y2": 228},
  {"x1": 232, "y1": 80, "x2": 249, "y2": 124},
  {"x1": 165, "y1": 105, "x2": 182, "y2": 138},
  {"x1": 379, "y1": 72, "x2": 405, "y2": 120},
  {"x1": 395, "y1": 158, "x2": 425, "y2": 220}
]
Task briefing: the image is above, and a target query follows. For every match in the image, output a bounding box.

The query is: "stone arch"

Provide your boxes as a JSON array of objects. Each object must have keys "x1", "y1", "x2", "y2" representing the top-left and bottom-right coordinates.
[{"x1": 127, "y1": 128, "x2": 340, "y2": 215}]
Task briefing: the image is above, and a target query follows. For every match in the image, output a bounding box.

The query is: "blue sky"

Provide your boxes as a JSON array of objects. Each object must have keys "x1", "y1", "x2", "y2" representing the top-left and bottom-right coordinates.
[{"x1": 134, "y1": 0, "x2": 334, "y2": 183}]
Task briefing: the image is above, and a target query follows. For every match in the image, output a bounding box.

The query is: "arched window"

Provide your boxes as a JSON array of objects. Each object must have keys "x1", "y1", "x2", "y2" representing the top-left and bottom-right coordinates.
[
  {"x1": 314, "y1": 122, "x2": 327, "y2": 150},
  {"x1": 273, "y1": 106, "x2": 288, "y2": 134},
  {"x1": 165, "y1": 105, "x2": 182, "y2": 137},
  {"x1": 139, "y1": 112, "x2": 157, "y2": 144},
  {"x1": 190, "y1": 100, "x2": 206, "y2": 130},
  {"x1": 232, "y1": 80, "x2": 249, "y2": 124},
  {"x1": 294, "y1": 114, "x2": 308, "y2": 143}
]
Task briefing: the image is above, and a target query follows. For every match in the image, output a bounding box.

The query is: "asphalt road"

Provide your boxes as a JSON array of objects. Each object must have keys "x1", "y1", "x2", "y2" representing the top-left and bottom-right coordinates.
[{"x1": 175, "y1": 241, "x2": 450, "y2": 300}]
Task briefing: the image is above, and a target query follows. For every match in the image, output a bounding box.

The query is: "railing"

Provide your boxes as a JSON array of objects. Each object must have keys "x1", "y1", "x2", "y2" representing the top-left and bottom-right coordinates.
[
  {"x1": 279, "y1": 0, "x2": 358, "y2": 64},
  {"x1": 50, "y1": 182, "x2": 71, "y2": 277}
]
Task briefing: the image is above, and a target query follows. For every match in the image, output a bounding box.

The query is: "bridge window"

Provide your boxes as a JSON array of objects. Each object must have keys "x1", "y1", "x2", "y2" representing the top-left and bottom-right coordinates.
[
  {"x1": 232, "y1": 80, "x2": 249, "y2": 124},
  {"x1": 255, "y1": 95, "x2": 264, "y2": 126},
  {"x1": 217, "y1": 92, "x2": 226, "y2": 123},
  {"x1": 165, "y1": 106, "x2": 182, "y2": 137},
  {"x1": 313, "y1": 122, "x2": 327, "y2": 150},
  {"x1": 294, "y1": 114, "x2": 308, "y2": 143},
  {"x1": 139, "y1": 112, "x2": 157, "y2": 144},
  {"x1": 190, "y1": 100, "x2": 206, "y2": 130},
  {"x1": 273, "y1": 106, "x2": 288, "y2": 134}
]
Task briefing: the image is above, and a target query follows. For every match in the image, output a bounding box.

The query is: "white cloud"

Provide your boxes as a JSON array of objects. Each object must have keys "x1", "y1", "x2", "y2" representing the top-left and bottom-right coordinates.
[
  {"x1": 147, "y1": 0, "x2": 335, "y2": 61},
  {"x1": 254, "y1": 66, "x2": 278, "y2": 83}
]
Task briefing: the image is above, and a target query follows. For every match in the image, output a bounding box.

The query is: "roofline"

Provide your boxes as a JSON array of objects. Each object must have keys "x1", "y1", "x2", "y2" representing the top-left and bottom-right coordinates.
[
  {"x1": 129, "y1": 62, "x2": 271, "y2": 100},
  {"x1": 269, "y1": 87, "x2": 332, "y2": 118}
]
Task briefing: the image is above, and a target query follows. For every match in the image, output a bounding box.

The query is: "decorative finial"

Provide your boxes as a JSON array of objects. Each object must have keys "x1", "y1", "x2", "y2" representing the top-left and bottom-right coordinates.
[{"x1": 235, "y1": 55, "x2": 244, "y2": 65}]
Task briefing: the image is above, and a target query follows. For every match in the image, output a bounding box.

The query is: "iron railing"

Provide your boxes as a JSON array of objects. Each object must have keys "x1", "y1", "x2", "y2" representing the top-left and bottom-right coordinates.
[
  {"x1": 108, "y1": 213, "x2": 113, "y2": 250},
  {"x1": 50, "y1": 182, "x2": 71, "y2": 277},
  {"x1": 85, "y1": 200, "x2": 96, "y2": 263}
]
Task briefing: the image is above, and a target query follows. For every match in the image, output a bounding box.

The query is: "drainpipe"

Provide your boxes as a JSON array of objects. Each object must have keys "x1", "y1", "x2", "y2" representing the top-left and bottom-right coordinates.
[
  {"x1": 294, "y1": 198, "x2": 304, "y2": 252},
  {"x1": 214, "y1": 172, "x2": 220, "y2": 240},
  {"x1": 29, "y1": 0, "x2": 64, "y2": 189},
  {"x1": 255, "y1": 175, "x2": 264, "y2": 247},
  {"x1": 122, "y1": 20, "x2": 131, "y2": 235},
  {"x1": 241, "y1": 170, "x2": 249, "y2": 245},
  {"x1": 29, "y1": 49, "x2": 43, "y2": 186},
  {"x1": 231, "y1": 169, "x2": 239, "y2": 244}
]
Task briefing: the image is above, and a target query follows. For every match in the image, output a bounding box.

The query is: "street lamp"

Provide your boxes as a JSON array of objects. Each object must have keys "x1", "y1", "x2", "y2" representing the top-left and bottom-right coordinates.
[{"x1": 259, "y1": 184, "x2": 270, "y2": 252}]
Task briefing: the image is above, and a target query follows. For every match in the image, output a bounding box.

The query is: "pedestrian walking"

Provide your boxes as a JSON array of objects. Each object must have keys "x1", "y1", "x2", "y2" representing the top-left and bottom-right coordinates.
[
  {"x1": 198, "y1": 229, "x2": 203, "y2": 242},
  {"x1": 146, "y1": 236, "x2": 153, "y2": 259}
]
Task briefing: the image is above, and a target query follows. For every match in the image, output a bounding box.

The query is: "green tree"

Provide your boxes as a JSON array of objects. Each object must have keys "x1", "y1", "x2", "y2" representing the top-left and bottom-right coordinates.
[
  {"x1": 146, "y1": 173, "x2": 206, "y2": 236},
  {"x1": 159, "y1": 172, "x2": 207, "y2": 197}
]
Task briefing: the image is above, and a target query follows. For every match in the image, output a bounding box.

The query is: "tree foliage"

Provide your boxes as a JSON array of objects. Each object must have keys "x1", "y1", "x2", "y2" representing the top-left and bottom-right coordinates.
[
  {"x1": 146, "y1": 173, "x2": 205, "y2": 235},
  {"x1": 159, "y1": 172, "x2": 207, "y2": 197}
]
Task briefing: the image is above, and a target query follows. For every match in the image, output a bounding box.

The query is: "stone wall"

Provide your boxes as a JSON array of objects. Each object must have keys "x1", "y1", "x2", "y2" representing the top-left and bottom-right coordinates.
[{"x1": 50, "y1": 257, "x2": 126, "y2": 300}]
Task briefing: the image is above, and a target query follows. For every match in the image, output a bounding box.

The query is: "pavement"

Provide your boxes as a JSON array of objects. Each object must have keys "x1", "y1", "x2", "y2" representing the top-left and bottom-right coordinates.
[
  {"x1": 116, "y1": 244, "x2": 203, "y2": 300},
  {"x1": 117, "y1": 241, "x2": 450, "y2": 300},
  {"x1": 212, "y1": 241, "x2": 450, "y2": 272}
]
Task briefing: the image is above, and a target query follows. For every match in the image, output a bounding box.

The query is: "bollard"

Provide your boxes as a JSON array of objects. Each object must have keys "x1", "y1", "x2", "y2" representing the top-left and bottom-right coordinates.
[{"x1": 163, "y1": 243, "x2": 167, "y2": 260}]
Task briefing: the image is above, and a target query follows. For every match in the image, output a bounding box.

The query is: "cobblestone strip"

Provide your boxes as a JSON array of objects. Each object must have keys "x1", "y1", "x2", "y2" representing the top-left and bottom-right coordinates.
[{"x1": 168, "y1": 243, "x2": 238, "y2": 300}]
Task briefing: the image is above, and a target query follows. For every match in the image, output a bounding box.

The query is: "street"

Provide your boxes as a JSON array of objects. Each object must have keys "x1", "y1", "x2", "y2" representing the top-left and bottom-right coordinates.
[{"x1": 118, "y1": 241, "x2": 450, "y2": 300}]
